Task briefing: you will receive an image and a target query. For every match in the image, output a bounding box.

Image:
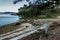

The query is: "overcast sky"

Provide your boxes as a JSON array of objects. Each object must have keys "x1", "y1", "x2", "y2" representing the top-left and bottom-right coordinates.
[{"x1": 0, "y1": 0, "x2": 28, "y2": 12}]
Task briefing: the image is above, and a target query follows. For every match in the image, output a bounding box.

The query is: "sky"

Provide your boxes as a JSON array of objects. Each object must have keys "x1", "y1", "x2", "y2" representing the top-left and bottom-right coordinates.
[{"x1": 0, "y1": 0, "x2": 28, "y2": 12}]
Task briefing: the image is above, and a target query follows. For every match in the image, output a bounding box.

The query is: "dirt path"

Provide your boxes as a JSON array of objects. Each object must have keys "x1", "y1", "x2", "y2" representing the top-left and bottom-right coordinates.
[{"x1": 38, "y1": 19, "x2": 60, "y2": 22}]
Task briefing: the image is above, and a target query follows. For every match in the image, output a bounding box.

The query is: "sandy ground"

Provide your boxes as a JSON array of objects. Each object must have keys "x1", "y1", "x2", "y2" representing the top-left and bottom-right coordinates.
[{"x1": 38, "y1": 18, "x2": 60, "y2": 22}]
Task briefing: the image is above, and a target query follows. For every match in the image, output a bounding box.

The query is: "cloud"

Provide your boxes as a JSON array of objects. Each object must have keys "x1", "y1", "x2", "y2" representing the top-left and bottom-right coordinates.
[{"x1": 0, "y1": 0, "x2": 28, "y2": 12}]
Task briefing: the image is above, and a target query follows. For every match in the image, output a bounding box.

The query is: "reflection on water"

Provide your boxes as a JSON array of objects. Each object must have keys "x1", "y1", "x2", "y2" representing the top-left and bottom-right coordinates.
[{"x1": 0, "y1": 14, "x2": 19, "y2": 26}]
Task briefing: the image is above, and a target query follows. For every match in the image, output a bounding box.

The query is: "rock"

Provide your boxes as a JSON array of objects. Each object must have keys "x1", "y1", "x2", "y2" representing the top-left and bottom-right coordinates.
[
  {"x1": 15, "y1": 22, "x2": 21, "y2": 25},
  {"x1": 20, "y1": 23, "x2": 36, "y2": 30}
]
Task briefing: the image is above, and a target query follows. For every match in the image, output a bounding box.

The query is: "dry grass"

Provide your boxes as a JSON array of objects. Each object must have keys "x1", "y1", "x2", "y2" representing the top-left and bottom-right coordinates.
[{"x1": 0, "y1": 23, "x2": 21, "y2": 35}]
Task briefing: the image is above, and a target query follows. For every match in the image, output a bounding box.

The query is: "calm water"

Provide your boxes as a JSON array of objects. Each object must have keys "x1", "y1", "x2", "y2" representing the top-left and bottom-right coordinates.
[{"x1": 0, "y1": 14, "x2": 19, "y2": 26}]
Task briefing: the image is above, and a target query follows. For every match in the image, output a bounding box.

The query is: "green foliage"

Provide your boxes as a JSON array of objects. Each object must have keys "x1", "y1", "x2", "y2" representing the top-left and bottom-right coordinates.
[
  {"x1": 17, "y1": 5, "x2": 42, "y2": 18},
  {"x1": 17, "y1": 5, "x2": 60, "y2": 18},
  {"x1": 16, "y1": 0, "x2": 60, "y2": 19}
]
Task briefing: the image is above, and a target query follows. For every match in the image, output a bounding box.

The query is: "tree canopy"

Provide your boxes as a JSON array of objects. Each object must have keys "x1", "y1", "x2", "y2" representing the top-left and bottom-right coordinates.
[
  {"x1": 13, "y1": 0, "x2": 60, "y2": 9},
  {"x1": 14, "y1": 0, "x2": 60, "y2": 5},
  {"x1": 13, "y1": 0, "x2": 60, "y2": 18}
]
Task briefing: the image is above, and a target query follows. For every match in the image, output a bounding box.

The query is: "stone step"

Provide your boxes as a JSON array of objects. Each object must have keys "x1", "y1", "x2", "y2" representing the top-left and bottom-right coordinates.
[
  {"x1": 0, "y1": 28, "x2": 33, "y2": 40},
  {"x1": 10, "y1": 30, "x2": 37, "y2": 40},
  {"x1": 0, "y1": 27, "x2": 26, "y2": 37}
]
